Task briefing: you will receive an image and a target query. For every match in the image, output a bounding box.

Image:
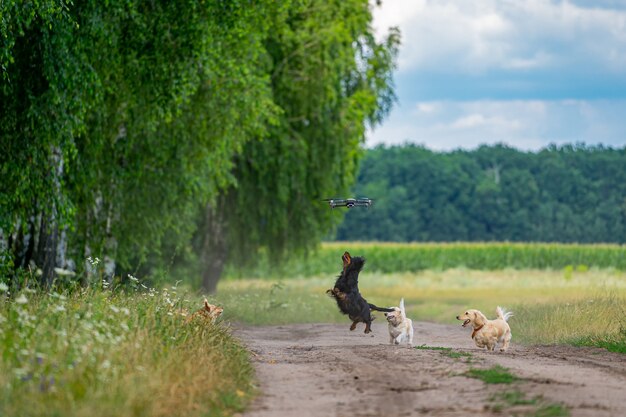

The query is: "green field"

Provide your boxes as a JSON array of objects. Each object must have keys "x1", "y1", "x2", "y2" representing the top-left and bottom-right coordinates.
[{"x1": 224, "y1": 242, "x2": 626, "y2": 278}]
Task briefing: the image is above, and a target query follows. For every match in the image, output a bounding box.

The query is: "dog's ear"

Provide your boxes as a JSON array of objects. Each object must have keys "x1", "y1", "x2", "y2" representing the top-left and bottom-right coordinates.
[
  {"x1": 342, "y1": 251, "x2": 351, "y2": 268},
  {"x1": 204, "y1": 299, "x2": 212, "y2": 312},
  {"x1": 473, "y1": 310, "x2": 486, "y2": 326}
]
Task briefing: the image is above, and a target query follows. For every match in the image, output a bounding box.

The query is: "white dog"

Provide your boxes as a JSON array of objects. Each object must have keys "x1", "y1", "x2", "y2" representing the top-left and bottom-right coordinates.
[
  {"x1": 456, "y1": 306, "x2": 513, "y2": 352},
  {"x1": 384, "y1": 298, "x2": 414, "y2": 346}
]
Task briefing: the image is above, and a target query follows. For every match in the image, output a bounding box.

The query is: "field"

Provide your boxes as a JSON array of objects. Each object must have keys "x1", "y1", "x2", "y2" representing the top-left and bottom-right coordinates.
[
  {"x1": 217, "y1": 267, "x2": 626, "y2": 350},
  {"x1": 224, "y1": 241, "x2": 626, "y2": 278},
  {"x1": 2, "y1": 242, "x2": 625, "y2": 417}
]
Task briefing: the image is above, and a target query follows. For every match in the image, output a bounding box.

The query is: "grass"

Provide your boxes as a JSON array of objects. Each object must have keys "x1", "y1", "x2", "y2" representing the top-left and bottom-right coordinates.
[
  {"x1": 465, "y1": 365, "x2": 518, "y2": 384},
  {"x1": 513, "y1": 295, "x2": 626, "y2": 352},
  {"x1": 0, "y1": 282, "x2": 253, "y2": 417},
  {"x1": 489, "y1": 391, "x2": 570, "y2": 417},
  {"x1": 414, "y1": 344, "x2": 473, "y2": 359}
]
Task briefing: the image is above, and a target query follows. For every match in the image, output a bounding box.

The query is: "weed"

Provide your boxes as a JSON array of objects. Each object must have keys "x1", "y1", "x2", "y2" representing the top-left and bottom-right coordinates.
[
  {"x1": 533, "y1": 403, "x2": 570, "y2": 417},
  {"x1": 414, "y1": 344, "x2": 473, "y2": 359},
  {"x1": 465, "y1": 365, "x2": 518, "y2": 384},
  {"x1": 490, "y1": 390, "x2": 538, "y2": 406},
  {"x1": 488, "y1": 390, "x2": 570, "y2": 417}
]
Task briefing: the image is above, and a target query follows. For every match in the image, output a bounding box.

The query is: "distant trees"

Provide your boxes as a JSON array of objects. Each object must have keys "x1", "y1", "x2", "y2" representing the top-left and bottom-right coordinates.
[
  {"x1": 337, "y1": 144, "x2": 626, "y2": 243},
  {"x1": 0, "y1": 1, "x2": 398, "y2": 290}
]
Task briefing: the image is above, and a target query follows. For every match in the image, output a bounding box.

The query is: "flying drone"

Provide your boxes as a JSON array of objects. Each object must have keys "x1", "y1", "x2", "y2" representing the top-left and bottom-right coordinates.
[{"x1": 323, "y1": 198, "x2": 373, "y2": 209}]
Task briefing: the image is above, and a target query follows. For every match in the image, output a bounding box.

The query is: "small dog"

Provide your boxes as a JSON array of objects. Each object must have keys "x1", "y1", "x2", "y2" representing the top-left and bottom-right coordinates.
[
  {"x1": 185, "y1": 299, "x2": 224, "y2": 323},
  {"x1": 384, "y1": 298, "x2": 414, "y2": 346},
  {"x1": 327, "y1": 251, "x2": 393, "y2": 333},
  {"x1": 456, "y1": 306, "x2": 512, "y2": 351}
]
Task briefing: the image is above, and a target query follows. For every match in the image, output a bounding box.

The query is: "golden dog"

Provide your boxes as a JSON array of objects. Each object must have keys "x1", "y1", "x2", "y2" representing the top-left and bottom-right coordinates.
[{"x1": 456, "y1": 306, "x2": 512, "y2": 352}]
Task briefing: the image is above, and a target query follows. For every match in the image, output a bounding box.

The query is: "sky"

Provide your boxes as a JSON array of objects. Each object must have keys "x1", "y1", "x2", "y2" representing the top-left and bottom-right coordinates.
[{"x1": 368, "y1": 0, "x2": 626, "y2": 151}]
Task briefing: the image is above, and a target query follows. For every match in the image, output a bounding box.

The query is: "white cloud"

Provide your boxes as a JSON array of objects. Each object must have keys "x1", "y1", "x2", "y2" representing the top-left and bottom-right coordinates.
[
  {"x1": 367, "y1": 99, "x2": 626, "y2": 151},
  {"x1": 372, "y1": 0, "x2": 626, "y2": 74}
]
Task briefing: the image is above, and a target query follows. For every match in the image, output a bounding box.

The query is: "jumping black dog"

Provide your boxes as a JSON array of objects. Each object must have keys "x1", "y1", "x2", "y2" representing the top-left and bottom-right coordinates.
[{"x1": 327, "y1": 251, "x2": 393, "y2": 333}]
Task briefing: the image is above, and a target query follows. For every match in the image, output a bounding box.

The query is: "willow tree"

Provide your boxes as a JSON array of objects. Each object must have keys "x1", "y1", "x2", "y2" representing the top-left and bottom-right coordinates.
[
  {"x1": 1, "y1": 1, "x2": 277, "y2": 285},
  {"x1": 200, "y1": 0, "x2": 400, "y2": 291}
]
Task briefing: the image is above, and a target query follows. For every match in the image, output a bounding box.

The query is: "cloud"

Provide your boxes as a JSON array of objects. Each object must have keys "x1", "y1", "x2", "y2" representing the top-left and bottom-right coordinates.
[
  {"x1": 368, "y1": 1, "x2": 626, "y2": 150},
  {"x1": 373, "y1": 0, "x2": 626, "y2": 76},
  {"x1": 367, "y1": 99, "x2": 626, "y2": 151}
]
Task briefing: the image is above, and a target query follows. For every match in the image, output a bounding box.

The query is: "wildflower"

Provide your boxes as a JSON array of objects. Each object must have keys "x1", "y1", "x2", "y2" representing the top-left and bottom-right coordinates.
[
  {"x1": 127, "y1": 274, "x2": 139, "y2": 283},
  {"x1": 53, "y1": 305, "x2": 66, "y2": 313},
  {"x1": 101, "y1": 360, "x2": 111, "y2": 370},
  {"x1": 109, "y1": 305, "x2": 120, "y2": 314},
  {"x1": 15, "y1": 294, "x2": 28, "y2": 304},
  {"x1": 0, "y1": 282, "x2": 8, "y2": 292},
  {"x1": 121, "y1": 307, "x2": 130, "y2": 316}
]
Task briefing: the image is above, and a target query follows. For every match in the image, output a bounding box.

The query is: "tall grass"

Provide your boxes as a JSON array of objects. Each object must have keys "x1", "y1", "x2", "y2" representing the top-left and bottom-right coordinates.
[
  {"x1": 0, "y1": 282, "x2": 253, "y2": 417},
  {"x1": 224, "y1": 242, "x2": 626, "y2": 278},
  {"x1": 514, "y1": 295, "x2": 626, "y2": 353}
]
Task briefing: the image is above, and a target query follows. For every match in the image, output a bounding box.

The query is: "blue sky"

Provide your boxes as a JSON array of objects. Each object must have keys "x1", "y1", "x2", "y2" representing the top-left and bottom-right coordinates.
[{"x1": 368, "y1": 0, "x2": 626, "y2": 150}]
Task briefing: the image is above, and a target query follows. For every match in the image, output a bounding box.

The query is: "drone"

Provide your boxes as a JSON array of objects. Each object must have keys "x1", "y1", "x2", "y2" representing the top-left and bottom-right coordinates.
[{"x1": 323, "y1": 198, "x2": 373, "y2": 209}]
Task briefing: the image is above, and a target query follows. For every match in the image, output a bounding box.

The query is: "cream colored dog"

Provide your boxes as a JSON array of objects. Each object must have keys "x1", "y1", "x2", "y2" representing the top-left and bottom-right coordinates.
[
  {"x1": 456, "y1": 306, "x2": 512, "y2": 352},
  {"x1": 384, "y1": 298, "x2": 414, "y2": 346}
]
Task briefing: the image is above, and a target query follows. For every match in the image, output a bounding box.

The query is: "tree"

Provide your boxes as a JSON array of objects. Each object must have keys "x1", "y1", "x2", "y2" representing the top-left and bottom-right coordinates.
[{"x1": 199, "y1": 0, "x2": 400, "y2": 291}]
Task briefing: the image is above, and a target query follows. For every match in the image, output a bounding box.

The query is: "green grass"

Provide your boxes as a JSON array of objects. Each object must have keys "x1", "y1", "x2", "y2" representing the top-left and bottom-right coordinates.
[
  {"x1": 414, "y1": 344, "x2": 473, "y2": 359},
  {"x1": 488, "y1": 391, "x2": 570, "y2": 417},
  {"x1": 466, "y1": 365, "x2": 518, "y2": 384},
  {"x1": 490, "y1": 390, "x2": 538, "y2": 406},
  {"x1": 0, "y1": 284, "x2": 253, "y2": 417},
  {"x1": 533, "y1": 404, "x2": 570, "y2": 417}
]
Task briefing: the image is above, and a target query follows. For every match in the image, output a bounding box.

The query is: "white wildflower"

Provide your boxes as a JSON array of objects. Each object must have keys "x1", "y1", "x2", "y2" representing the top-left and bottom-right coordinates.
[
  {"x1": 15, "y1": 294, "x2": 28, "y2": 304},
  {"x1": 0, "y1": 282, "x2": 8, "y2": 292},
  {"x1": 101, "y1": 360, "x2": 111, "y2": 369},
  {"x1": 127, "y1": 274, "x2": 139, "y2": 283},
  {"x1": 109, "y1": 305, "x2": 120, "y2": 313},
  {"x1": 121, "y1": 307, "x2": 130, "y2": 316},
  {"x1": 53, "y1": 305, "x2": 66, "y2": 313}
]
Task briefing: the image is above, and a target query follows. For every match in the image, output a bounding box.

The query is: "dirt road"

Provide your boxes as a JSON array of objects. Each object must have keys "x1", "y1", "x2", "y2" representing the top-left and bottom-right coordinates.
[{"x1": 234, "y1": 322, "x2": 626, "y2": 417}]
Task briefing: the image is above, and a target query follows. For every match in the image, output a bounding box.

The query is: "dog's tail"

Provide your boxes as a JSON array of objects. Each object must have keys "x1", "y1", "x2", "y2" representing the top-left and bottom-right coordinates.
[
  {"x1": 399, "y1": 298, "x2": 406, "y2": 319},
  {"x1": 369, "y1": 303, "x2": 394, "y2": 313},
  {"x1": 496, "y1": 306, "x2": 513, "y2": 322}
]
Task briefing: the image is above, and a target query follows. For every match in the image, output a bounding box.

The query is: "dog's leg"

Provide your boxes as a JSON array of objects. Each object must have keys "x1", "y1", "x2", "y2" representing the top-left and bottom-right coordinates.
[
  {"x1": 350, "y1": 321, "x2": 358, "y2": 331},
  {"x1": 364, "y1": 321, "x2": 372, "y2": 334},
  {"x1": 389, "y1": 335, "x2": 395, "y2": 345},
  {"x1": 408, "y1": 327, "x2": 414, "y2": 346},
  {"x1": 500, "y1": 331, "x2": 512, "y2": 352}
]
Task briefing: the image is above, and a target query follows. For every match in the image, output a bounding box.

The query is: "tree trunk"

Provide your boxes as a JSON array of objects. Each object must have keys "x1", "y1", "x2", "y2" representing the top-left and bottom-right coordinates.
[
  {"x1": 200, "y1": 198, "x2": 228, "y2": 293},
  {"x1": 35, "y1": 214, "x2": 58, "y2": 288}
]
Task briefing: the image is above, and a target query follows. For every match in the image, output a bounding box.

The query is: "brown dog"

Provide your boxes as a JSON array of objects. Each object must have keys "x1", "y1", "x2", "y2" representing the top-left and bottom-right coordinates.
[
  {"x1": 456, "y1": 306, "x2": 512, "y2": 351},
  {"x1": 185, "y1": 299, "x2": 223, "y2": 323}
]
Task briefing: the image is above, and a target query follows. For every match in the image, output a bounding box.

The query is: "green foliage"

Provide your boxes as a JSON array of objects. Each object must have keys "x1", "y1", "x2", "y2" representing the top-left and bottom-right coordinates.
[
  {"x1": 1, "y1": 0, "x2": 398, "y2": 289},
  {"x1": 225, "y1": 241, "x2": 626, "y2": 278},
  {"x1": 224, "y1": 0, "x2": 399, "y2": 266},
  {"x1": 337, "y1": 144, "x2": 626, "y2": 243}
]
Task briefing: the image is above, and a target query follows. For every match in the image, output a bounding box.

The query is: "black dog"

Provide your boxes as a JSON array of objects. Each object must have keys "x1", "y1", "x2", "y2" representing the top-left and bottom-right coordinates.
[{"x1": 327, "y1": 251, "x2": 393, "y2": 333}]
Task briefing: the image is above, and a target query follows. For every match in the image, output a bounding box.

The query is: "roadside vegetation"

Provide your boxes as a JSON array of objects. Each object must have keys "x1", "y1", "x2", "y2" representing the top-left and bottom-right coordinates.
[{"x1": 0, "y1": 279, "x2": 252, "y2": 417}]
